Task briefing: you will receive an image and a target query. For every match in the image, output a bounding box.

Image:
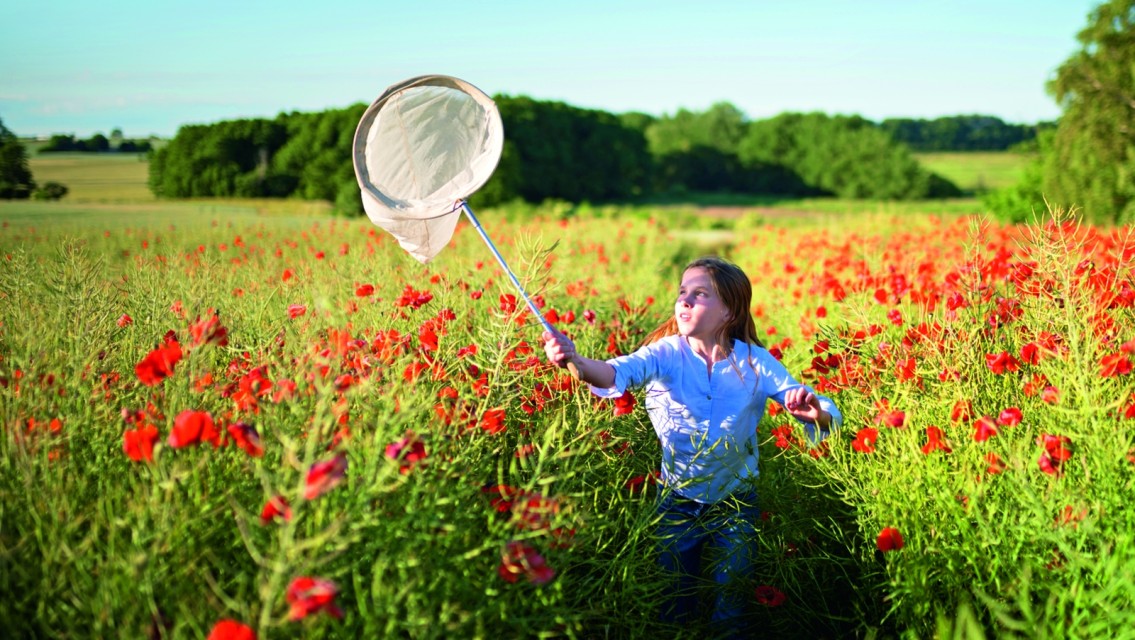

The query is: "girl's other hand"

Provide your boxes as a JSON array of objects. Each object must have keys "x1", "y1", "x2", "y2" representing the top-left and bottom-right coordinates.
[
  {"x1": 542, "y1": 330, "x2": 576, "y2": 368},
  {"x1": 783, "y1": 387, "x2": 830, "y2": 427}
]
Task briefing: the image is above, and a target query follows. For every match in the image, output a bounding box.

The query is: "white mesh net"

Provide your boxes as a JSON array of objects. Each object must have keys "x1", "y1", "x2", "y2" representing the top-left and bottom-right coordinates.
[{"x1": 353, "y1": 75, "x2": 504, "y2": 263}]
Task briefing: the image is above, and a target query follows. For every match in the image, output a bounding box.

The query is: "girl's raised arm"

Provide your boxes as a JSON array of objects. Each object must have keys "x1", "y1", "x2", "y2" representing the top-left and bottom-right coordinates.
[{"x1": 542, "y1": 330, "x2": 616, "y2": 388}]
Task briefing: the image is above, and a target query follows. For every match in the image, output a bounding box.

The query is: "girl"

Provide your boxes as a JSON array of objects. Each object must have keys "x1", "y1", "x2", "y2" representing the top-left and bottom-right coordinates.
[{"x1": 542, "y1": 256, "x2": 841, "y2": 631}]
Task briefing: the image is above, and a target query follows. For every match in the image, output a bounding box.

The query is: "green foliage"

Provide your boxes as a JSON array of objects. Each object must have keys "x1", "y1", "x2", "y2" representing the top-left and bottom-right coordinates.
[
  {"x1": 645, "y1": 102, "x2": 748, "y2": 157},
  {"x1": 32, "y1": 181, "x2": 69, "y2": 200},
  {"x1": 738, "y1": 112, "x2": 960, "y2": 199},
  {"x1": 0, "y1": 117, "x2": 36, "y2": 199},
  {"x1": 481, "y1": 96, "x2": 653, "y2": 204},
  {"x1": 40, "y1": 132, "x2": 152, "y2": 153},
  {"x1": 1043, "y1": 0, "x2": 1135, "y2": 224},
  {"x1": 149, "y1": 118, "x2": 290, "y2": 198},
  {"x1": 271, "y1": 104, "x2": 366, "y2": 202},
  {"x1": 982, "y1": 132, "x2": 1052, "y2": 223},
  {"x1": 881, "y1": 115, "x2": 1046, "y2": 152}
]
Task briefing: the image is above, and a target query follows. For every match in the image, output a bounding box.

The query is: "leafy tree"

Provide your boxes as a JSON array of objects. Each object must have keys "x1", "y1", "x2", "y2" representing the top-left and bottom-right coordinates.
[
  {"x1": 481, "y1": 96, "x2": 651, "y2": 204},
  {"x1": 33, "y1": 181, "x2": 69, "y2": 200},
  {"x1": 1043, "y1": 0, "x2": 1135, "y2": 224},
  {"x1": 0, "y1": 118, "x2": 36, "y2": 199},
  {"x1": 739, "y1": 112, "x2": 959, "y2": 199},
  {"x1": 87, "y1": 133, "x2": 110, "y2": 152},
  {"x1": 880, "y1": 115, "x2": 1043, "y2": 151},
  {"x1": 644, "y1": 102, "x2": 748, "y2": 156},
  {"x1": 271, "y1": 105, "x2": 365, "y2": 204},
  {"x1": 149, "y1": 118, "x2": 288, "y2": 197}
]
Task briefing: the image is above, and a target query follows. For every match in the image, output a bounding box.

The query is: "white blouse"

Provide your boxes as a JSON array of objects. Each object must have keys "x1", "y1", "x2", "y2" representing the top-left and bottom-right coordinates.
[{"x1": 590, "y1": 335, "x2": 842, "y2": 503}]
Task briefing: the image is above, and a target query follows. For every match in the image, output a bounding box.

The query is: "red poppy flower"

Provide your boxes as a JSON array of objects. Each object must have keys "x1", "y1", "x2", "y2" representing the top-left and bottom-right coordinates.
[
  {"x1": 754, "y1": 585, "x2": 787, "y2": 607},
  {"x1": 227, "y1": 422, "x2": 263, "y2": 457},
  {"x1": 876, "y1": 527, "x2": 904, "y2": 552},
  {"x1": 168, "y1": 410, "x2": 220, "y2": 448},
  {"x1": 880, "y1": 410, "x2": 905, "y2": 428},
  {"x1": 972, "y1": 416, "x2": 998, "y2": 442},
  {"x1": 259, "y1": 495, "x2": 292, "y2": 525},
  {"x1": 403, "y1": 361, "x2": 429, "y2": 383},
  {"x1": 418, "y1": 326, "x2": 438, "y2": 352},
  {"x1": 135, "y1": 338, "x2": 183, "y2": 386},
  {"x1": 895, "y1": 358, "x2": 916, "y2": 382},
  {"x1": 996, "y1": 407, "x2": 1022, "y2": 427},
  {"x1": 1019, "y1": 342, "x2": 1041, "y2": 365},
  {"x1": 921, "y1": 425, "x2": 951, "y2": 455},
  {"x1": 396, "y1": 285, "x2": 433, "y2": 308},
  {"x1": 273, "y1": 379, "x2": 298, "y2": 403},
  {"x1": 482, "y1": 484, "x2": 522, "y2": 512},
  {"x1": 985, "y1": 452, "x2": 1007, "y2": 475},
  {"x1": 770, "y1": 425, "x2": 796, "y2": 449},
  {"x1": 872, "y1": 399, "x2": 905, "y2": 427},
  {"x1": 498, "y1": 541, "x2": 555, "y2": 585},
  {"x1": 1038, "y1": 434, "x2": 1072, "y2": 476},
  {"x1": 384, "y1": 433, "x2": 427, "y2": 474},
  {"x1": 498, "y1": 293, "x2": 518, "y2": 314},
  {"x1": 206, "y1": 619, "x2": 256, "y2": 640},
  {"x1": 625, "y1": 472, "x2": 658, "y2": 494},
  {"x1": 513, "y1": 494, "x2": 560, "y2": 531},
  {"x1": 123, "y1": 423, "x2": 159, "y2": 462},
  {"x1": 936, "y1": 400, "x2": 965, "y2": 426},
  {"x1": 188, "y1": 309, "x2": 228, "y2": 348},
  {"x1": 613, "y1": 390, "x2": 637, "y2": 416},
  {"x1": 286, "y1": 577, "x2": 342, "y2": 620},
  {"x1": 1039, "y1": 433, "x2": 1072, "y2": 462},
  {"x1": 1100, "y1": 352, "x2": 1133, "y2": 377},
  {"x1": 985, "y1": 351, "x2": 1021, "y2": 375},
  {"x1": 304, "y1": 454, "x2": 347, "y2": 500},
  {"x1": 479, "y1": 407, "x2": 506, "y2": 435},
  {"x1": 852, "y1": 428, "x2": 878, "y2": 453}
]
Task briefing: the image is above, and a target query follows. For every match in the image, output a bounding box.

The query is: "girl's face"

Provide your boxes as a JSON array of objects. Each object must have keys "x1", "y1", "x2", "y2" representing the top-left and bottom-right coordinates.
[{"x1": 674, "y1": 267, "x2": 730, "y2": 341}]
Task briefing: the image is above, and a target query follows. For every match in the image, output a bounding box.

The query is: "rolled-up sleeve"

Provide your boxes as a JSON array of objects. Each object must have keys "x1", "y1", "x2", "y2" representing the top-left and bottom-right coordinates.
[
  {"x1": 589, "y1": 341, "x2": 673, "y2": 399},
  {"x1": 758, "y1": 349, "x2": 842, "y2": 441}
]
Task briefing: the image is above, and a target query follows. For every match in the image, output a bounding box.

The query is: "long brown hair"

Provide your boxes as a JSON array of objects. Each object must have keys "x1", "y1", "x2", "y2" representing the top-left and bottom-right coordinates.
[{"x1": 643, "y1": 256, "x2": 764, "y2": 351}]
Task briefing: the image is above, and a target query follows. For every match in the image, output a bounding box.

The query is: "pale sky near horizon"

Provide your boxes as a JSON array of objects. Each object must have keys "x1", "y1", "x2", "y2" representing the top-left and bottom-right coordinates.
[{"x1": 0, "y1": 0, "x2": 1103, "y2": 138}]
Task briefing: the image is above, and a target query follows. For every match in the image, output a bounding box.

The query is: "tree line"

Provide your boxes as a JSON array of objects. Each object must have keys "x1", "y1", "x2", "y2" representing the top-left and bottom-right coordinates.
[
  {"x1": 0, "y1": 118, "x2": 67, "y2": 200},
  {"x1": 148, "y1": 100, "x2": 990, "y2": 213},
  {"x1": 39, "y1": 130, "x2": 154, "y2": 153},
  {"x1": 879, "y1": 115, "x2": 1051, "y2": 152}
]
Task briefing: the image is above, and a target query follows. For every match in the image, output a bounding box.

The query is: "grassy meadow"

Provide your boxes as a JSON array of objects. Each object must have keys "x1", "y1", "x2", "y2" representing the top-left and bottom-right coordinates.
[
  {"x1": 28, "y1": 151, "x2": 154, "y2": 202},
  {"x1": 2, "y1": 155, "x2": 1133, "y2": 639},
  {"x1": 914, "y1": 151, "x2": 1034, "y2": 194}
]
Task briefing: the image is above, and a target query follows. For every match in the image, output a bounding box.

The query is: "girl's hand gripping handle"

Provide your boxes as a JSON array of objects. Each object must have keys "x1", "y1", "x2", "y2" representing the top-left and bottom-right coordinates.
[{"x1": 542, "y1": 329, "x2": 581, "y2": 380}]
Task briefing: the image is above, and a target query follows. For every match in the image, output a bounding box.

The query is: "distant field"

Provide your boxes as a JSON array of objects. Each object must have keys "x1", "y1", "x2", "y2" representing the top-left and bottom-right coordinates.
[
  {"x1": 26, "y1": 152, "x2": 153, "y2": 202},
  {"x1": 914, "y1": 151, "x2": 1033, "y2": 193}
]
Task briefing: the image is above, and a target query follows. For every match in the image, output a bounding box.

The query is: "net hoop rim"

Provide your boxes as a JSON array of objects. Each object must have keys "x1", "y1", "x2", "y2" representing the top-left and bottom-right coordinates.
[{"x1": 352, "y1": 74, "x2": 503, "y2": 221}]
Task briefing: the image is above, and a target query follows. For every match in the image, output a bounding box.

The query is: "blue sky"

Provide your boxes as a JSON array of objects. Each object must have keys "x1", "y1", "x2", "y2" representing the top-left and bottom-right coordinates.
[{"x1": 1, "y1": 0, "x2": 1101, "y2": 138}]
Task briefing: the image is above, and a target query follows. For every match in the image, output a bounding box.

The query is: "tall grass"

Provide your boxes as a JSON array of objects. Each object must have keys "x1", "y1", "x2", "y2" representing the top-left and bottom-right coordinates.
[{"x1": 1, "y1": 201, "x2": 1132, "y2": 638}]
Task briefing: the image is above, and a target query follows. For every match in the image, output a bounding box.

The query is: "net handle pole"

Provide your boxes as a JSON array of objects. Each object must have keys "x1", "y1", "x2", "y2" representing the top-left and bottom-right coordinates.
[{"x1": 460, "y1": 201, "x2": 580, "y2": 380}]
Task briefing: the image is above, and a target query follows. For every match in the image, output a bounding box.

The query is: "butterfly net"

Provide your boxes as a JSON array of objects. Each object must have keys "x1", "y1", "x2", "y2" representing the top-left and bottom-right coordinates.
[{"x1": 352, "y1": 75, "x2": 504, "y2": 263}]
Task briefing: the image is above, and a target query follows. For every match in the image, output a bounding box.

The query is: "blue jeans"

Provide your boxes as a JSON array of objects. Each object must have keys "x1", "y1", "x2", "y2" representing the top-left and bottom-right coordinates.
[{"x1": 655, "y1": 489, "x2": 760, "y2": 630}]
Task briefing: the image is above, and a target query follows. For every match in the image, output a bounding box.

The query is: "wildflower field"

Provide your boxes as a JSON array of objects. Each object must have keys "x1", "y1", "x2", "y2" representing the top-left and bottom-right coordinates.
[{"x1": 1, "y1": 200, "x2": 1133, "y2": 639}]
